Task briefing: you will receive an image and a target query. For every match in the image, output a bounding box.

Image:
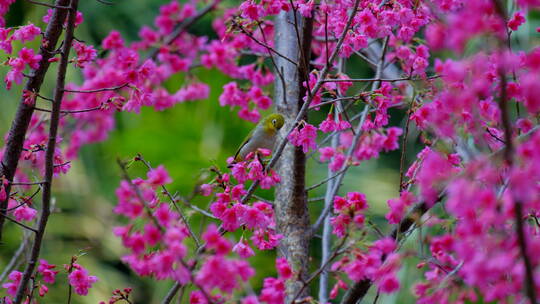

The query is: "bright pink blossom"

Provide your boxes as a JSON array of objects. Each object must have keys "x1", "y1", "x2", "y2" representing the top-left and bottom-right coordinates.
[
  {"x1": 68, "y1": 264, "x2": 98, "y2": 296},
  {"x1": 288, "y1": 123, "x2": 317, "y2": 153}
]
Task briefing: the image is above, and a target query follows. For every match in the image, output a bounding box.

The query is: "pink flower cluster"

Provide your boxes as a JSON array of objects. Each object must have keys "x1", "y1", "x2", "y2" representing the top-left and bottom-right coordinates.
[
  {"x1": 331, "y1": 192, "x2": 368, "y2": 237},
  {"x1": 229, "y1": 153, "x2": 281, "y2": 189},
  {"x1": 385, "y1": 191, "x2": 416, "y2": 225},
  {"x1": 319, "y1": 113, "x2": 352, "y2": 133},
  {"x1": 258, "y1": 257, "x2": 293, "y2": 304},
  {"x1": 318, "y1": 126, "x2": 403, "y2": 172},
  {"x1": 67, "y1": 264, "x2": 98, "y2": 296},
  {"x1": 7, "y1": 197, "x2": 37, "y2": 222},
  {"x1": 333, "y1": 238, "x2": 401, "y2": 294},
  {"x1": 208, "y1": 156, "x2": 282, "y2": 251},
  {"x1": 5, "y1": 47, "x2": 41, "y2": 90},
  {"x1": 0, "y1": 0, "x2": 15, "y2": 26},
  {"x1": 288, "y1": 123, "x2": 318, "y2": 154},
  {"x1": 113, "y1": 163, "x2": 260, "y2": 300},
  {"x1": 0, "y1": 24, "x2": 40, "y2": 53},
  {"x1": 219, "y1": 82, "x2": 273, "y2": 123},
  {"x1": 2, "y1": 259, "x2": 59, "y2": 301},
  {"x1": 2, "y1": 271, "x2": 22, "y2": 299}
]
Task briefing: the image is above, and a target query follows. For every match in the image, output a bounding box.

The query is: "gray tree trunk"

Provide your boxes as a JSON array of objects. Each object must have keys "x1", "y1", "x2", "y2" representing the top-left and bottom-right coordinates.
[{"x1": 273, "y1": 10, "x2": 313, "y2": 302}]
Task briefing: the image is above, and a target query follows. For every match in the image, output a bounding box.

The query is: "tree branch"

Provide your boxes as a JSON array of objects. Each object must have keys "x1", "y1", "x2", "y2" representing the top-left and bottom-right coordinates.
[
  {"x1": 13, "y1": 1, "x2": 79, "y2": 302},
  {"x1": 0, "y1": 0, "x2": 71, "y2": 242}
]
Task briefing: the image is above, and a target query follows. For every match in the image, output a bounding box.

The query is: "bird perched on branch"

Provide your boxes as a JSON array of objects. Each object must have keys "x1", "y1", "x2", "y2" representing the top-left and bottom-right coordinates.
[{"x1": 228, "y1": 113, "x2": 285, "y2": 167}]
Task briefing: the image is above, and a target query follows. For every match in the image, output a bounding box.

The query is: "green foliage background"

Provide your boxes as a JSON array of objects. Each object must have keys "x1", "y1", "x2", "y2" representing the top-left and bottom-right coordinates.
[{"x1": 8, "y1": 1, "x2": 539, "y2": 303}]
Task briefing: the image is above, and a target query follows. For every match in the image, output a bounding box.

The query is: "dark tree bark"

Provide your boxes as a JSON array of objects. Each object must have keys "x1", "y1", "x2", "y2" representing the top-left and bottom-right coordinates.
[
  {"x1": 0, "y1": 0, "x2": 71, "y2": 242},
  {"x1": 12, "y1": 0, "x2": 79, "y2": 302}
]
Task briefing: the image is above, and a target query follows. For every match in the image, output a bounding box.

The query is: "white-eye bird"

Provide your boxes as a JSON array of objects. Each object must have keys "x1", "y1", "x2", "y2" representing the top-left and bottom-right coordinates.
[{"x1": 230, "y1": 113, "x2": 285, "y2": 165}]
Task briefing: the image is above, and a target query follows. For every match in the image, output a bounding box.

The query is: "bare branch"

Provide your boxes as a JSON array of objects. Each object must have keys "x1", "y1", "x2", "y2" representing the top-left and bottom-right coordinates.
[
  {"x1": 62, "y1": 83, "x2": 129, "y2": 94},
  {"x1": 33, "y1": 103, "x2": 104, "y2": 114},
  {"x1": 305, "y1": 168, "x2": 348, "y2": 192},
  {"x1": 26, "y1": 0, "x2": 70, "y2": 9},
  {"x1": 0, "y1": 234, "x2": 30, "y2": 283},
  {"x1": 0, "y1": 213, "x2": 38, "y2": 233}
]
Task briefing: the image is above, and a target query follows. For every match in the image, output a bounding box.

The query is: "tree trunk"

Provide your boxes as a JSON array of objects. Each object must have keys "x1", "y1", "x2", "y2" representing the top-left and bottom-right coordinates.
[{"x1": 273, "y1": 10, "x2": 313, "y2": 302}]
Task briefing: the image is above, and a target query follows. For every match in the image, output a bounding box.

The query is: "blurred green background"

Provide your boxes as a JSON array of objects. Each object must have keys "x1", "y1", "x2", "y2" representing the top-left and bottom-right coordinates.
[{"x1": 3, "y1": 1, "x2": 536, "y2": 303}]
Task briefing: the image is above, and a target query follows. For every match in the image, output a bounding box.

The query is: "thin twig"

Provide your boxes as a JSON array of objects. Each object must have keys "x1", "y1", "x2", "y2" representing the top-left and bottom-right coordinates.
[
  {"x1": 312, "y1": 35, "x2": 390, "y2": 234},
  {"x1": 6, "y1": 187, "x2": 42, "y2": 212},
  {"x1": 33, "y1": 103, "x2": 104, "y2": 114},
  {"x1": 309, "y1": 95, "x2": 361, "y2": 109},
  {"x1": 399, "y1": 100, "x2": 414, "y2": 192},
  {"x1": 62, "y1": 83, "x2": 129, "y2": 94},
  {"x1": 306, "y1": 168, "x2": 348, "y2": 192},
  {"x1": 232, "y1": 21, "x2": 298, "y2": 66},
  {"x1": 0, "y1": 213, "x2": 37, "y2": 233},
  {"x1": 0, "y1": 234, "x2": 30, "y2": 283},
  {"x1": 26, "y1": 0, "x2": 70, "y2": 9}
]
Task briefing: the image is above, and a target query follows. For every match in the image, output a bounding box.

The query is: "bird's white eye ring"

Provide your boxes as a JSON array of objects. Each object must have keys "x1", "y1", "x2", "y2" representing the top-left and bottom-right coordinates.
[{"x1": 272, "y1": 119, "x2": 277, "y2": 125}]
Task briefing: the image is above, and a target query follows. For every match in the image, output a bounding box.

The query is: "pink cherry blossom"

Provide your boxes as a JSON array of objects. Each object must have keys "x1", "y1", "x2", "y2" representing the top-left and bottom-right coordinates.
[
  {"x1": 288, "y1": 123, "x2": 317, "y2": 153},
  {"x1": 68, "y1": 264, "x2": 98, "y2": 296}
]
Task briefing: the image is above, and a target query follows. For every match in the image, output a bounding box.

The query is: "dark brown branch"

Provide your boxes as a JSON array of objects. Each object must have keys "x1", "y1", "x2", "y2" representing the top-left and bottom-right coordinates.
[
  {"x1": 33, "y1": 103, "x2": 104, "y2": 114},
  {"x1": 0, "y1": 212, "x2": 38, "y2": 233},
  {"x1": 26, "y1": 0, "x2": 70, "y2": 9},
  {"x1": 13, "y1": 2, "x2": 79, "y2": 302},
  {"x1": 161, "y1": 283, "x2": 182, "y2": 304},
  {"x1": 0, "y1": 0, "x2": 71, "y2": 242},
  {"x1": 399, "y1": 101, "x2": 413, "y2": 192},
  {"x1": 498, "y1": 59, "x2": 537, "y2": 304},
  {"x1": 491, "y1": 0, "x2": 537, "y2": 301},
  {"x1": 305, "y1": 168, "x2": 348, "y2": 192},
  {"x1": 62, "y1": 83, "x2": 129, "y2": 93}
]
